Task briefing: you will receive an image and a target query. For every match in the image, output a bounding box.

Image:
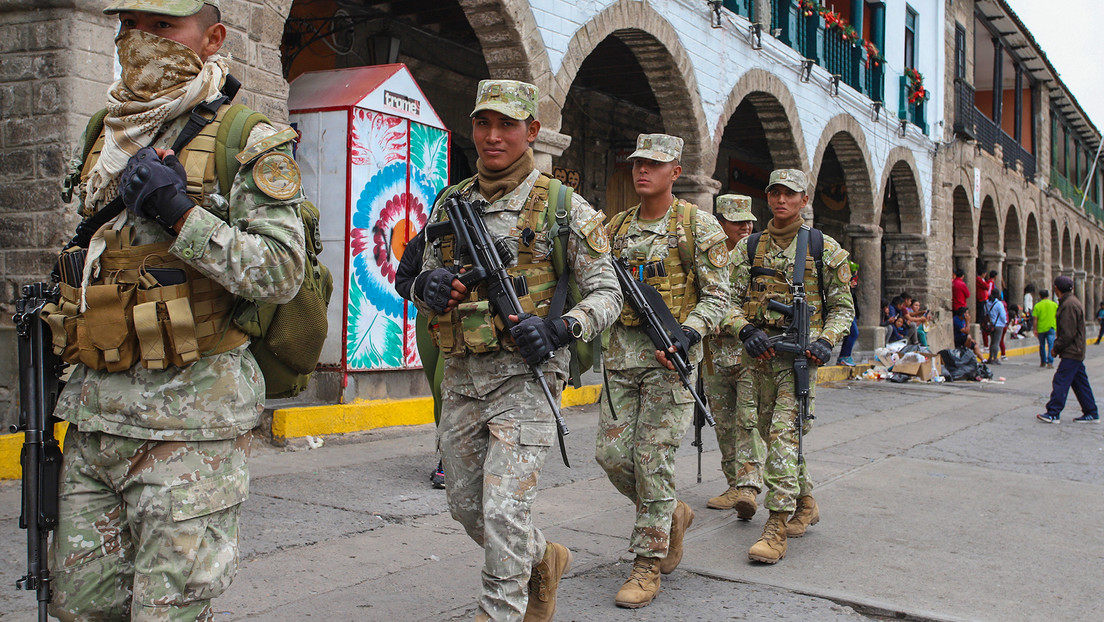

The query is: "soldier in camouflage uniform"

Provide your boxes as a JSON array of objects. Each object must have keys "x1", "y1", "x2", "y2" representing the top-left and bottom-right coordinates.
[
  {"x1": 412, "y1": 80, "x2": 621, "y2": 622},
  {"x1": 702, "y1": 195, "x2": 759, "y2": 516},
  {"x1": 725, "y1": 169, "x2": 854, "y2": 564},
  {"x1": 46, "y1": 2, "x2": 307, "y2": 621},
  {"x1": 595, "y1": 134, "x2": 731, "y2": 608}
]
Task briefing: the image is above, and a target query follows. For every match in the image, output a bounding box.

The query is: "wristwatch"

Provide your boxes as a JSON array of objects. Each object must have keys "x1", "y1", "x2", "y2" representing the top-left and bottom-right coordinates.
[{"x1": 564, "y1": 317, "x2": 583, "y2": 340}]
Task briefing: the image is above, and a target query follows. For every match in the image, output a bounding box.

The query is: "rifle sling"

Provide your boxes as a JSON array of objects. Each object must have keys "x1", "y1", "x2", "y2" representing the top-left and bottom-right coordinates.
[{"x1": 792, "y1": 227, "x2": 809, "y2": 287}]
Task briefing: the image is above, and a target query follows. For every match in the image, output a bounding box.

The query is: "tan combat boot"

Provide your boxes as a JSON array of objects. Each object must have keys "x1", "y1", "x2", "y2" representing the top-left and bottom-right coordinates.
[
  {"x1": 614, "y1": 556, "x2": 661, "y2": 608},
  {"x1": 748, "y1": 511, "x2": 788, "y2": 564},
  {"x1": 785, "y1": 495, "x2": 820, "y2": 537},
  {"x1": 659, "y1": 500, "x2": 694, "y2": 574},
  {"x1": 733, "y1": 487, "x2": 758, "y2": 520},
  {"x1": 523, "y1": 541, "x2": 573, "y2": 622},
  {"x1": 706, "y1": 485, "x2": 739, "y2": 509}
]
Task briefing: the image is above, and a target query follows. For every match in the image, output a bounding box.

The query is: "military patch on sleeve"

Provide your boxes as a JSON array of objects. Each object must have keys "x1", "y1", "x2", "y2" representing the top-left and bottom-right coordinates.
[
  {"x1": 836, "y1": 262, "x2": 852, "y2": 283},
  {"x1": 827, "y1": 247, "x2": 849, "y2": 267},
  {"x1": 708, "y1": 241, "x2": 729, "y2": 268},
  {"x1": 253, "y1": 152, "x2": 301, "y2": 200},
  {"x1": 236, "y1": 128, "x2": 298, "y2": 165},
  {"x1": 579, "y1": 212, "x2": 610, "y2": 254}
]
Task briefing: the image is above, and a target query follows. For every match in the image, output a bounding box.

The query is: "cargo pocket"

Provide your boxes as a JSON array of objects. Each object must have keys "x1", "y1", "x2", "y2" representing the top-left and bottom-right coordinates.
[
  {"x1": 519, "y1": 421, "x2": 555, "y2": 448},
  {"x1": 171, "y1": 465, "x2": 249, "y2": 523}
]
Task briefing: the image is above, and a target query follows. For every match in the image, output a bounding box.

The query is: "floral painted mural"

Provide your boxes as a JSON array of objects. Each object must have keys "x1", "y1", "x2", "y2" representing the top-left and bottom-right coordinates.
[{"x1": 345, "y1": 108, "x2": 448, "y2": 370}]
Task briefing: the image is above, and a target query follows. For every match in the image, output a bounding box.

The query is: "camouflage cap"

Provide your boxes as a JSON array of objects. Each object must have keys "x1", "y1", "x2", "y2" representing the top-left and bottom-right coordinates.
[
  {"x1": 628, "y1": 133, "x2": 683, "y2": 163},
  {"x1": 104, "y1": 0, "x2": 218, "y2": 16},
  {"x1": 766, "y1": 168, "x2": 808, "y2": 193},
  {"x1": 716, "y1": 194, "x2": 755, "y2": 222},
  {"x1": 470, "y1": 80, "x2": 538, "y2": 121}
]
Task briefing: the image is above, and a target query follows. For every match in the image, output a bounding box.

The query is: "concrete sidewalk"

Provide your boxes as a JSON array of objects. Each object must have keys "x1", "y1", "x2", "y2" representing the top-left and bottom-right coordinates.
[{"x1": 3, "y1": 347, "x2": 1103, "y2": 620}]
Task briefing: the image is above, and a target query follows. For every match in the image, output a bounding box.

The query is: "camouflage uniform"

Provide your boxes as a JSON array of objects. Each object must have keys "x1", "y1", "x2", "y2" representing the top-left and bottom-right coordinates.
[
  {"x1": 50, "y1": 3, "x2": 306, "y2": 620},
  {"x1": 596, "y1": 134, "x2": 731, "y2": 560},
  {"x1": 703, "y1": 195, "x2": 756, "y2": 491},
  {"x1": 413, "y1": 80, "x2": 621, "y2": 621},
  {"x1": 724, "y1": 171, "x2": 854, "y2": 514}
]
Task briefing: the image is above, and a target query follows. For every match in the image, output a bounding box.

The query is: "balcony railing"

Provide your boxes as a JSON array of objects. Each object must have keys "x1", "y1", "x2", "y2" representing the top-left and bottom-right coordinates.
[
  {"x1": 1051, "y1": 168, "x2": 1103, "y2": 221},
  {"x1": 722, "y1": 0, "x2": 755, "y2": 20},
  {"x1": 955, "y1": 79, "x2": 1036, "y2": 180},
  {"x1": 898, "y1": 75, "x2": 927, "y2": 134},
  {"x1": 770, "y1": 0, "x2": 884, "y2": 103}
]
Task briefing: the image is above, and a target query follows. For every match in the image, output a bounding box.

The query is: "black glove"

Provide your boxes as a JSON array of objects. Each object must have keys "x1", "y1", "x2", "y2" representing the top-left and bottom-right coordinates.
[
  {"x1": 740, "y1": 325, "x2": 773, "y2": 358},
  {"x1": 120, "y1": 147, "x2": 194, "y2": 233},
  {"x1": 806, "y1": 338, "x2": 833, "y2": 365},
  {"x1": 415, "y1": 268, "x2": 458, "y2": 314},
  {"x1": 509, "y1": 313, "x2": 560, "y2": 365},
  {"x1": 681, "y1": 325, "x2": 701, "y2": 348}
]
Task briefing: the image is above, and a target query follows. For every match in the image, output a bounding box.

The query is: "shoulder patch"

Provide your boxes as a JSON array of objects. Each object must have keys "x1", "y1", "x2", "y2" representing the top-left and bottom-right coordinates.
[
  {"x1": 253, "y1": 151, "x2": 301, "y2": 200},
  {"x1": 697, "y1": 226, "x2": 727, "y2": 251},
  {"x1": 836, "y1": 262, "x2": 852, "y2": 283},
  {"x1": 586, "y1": 222, "x2": 611, "y2": 254},
  {"x1": 826, "y1": 247, "x2": 849, "y2": 268},
  {"x1": 236, "y1": 127, "x2": 298, "y2": 166},
  {"x1": 708, "y1": 241, "x2": 730, "y2": 268}
]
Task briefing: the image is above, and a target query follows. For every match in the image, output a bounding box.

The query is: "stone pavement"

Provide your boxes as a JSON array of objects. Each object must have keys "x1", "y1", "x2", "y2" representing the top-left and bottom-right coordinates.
[{"x1": 2, "y1": 347, "x2": 1103, "y2": 621}]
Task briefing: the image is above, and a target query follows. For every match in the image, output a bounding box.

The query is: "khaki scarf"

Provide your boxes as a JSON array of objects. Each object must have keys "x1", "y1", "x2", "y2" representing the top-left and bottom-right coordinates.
[
  {"x1": 82, "y1": 29, "x2": 229, "y2": 216},
  {"x1": 476, "y1": 149, "x2": 535, "y2": 202},
  {"x1": 768, "y1": 218, "x2": 803, "y2": 249}
]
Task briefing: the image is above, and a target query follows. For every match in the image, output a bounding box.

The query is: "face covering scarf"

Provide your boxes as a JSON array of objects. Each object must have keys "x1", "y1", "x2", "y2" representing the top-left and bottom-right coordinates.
[
  {"x1": 78, "y1": 29, "x2": 229, "y2": 307},
  {"x1": 81, "y1": 28, "x2": 228, "y2": 216}
]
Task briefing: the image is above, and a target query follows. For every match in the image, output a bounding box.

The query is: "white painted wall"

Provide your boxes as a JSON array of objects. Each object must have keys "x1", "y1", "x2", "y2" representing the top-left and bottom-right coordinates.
[{"x1": 528, "y1": 0, "x2": 943, "y2": 232}]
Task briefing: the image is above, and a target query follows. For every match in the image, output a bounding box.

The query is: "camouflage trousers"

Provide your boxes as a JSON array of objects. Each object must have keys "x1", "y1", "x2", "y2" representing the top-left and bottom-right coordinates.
[
  {"x1": 701, "y1": 362, "x2": 749, "y2": 488},
  {"x1": 438, "y1": 373, "x2": 559, "y2": 622},
  {"x1": 596, "y1": 367, "x2": 693, "y2": 558},
  {"x1": 50, "y1": 428, "x2": 251, "y2": 622},
  {"x1": 736, "y1": 351, "x2": 814, "y2": 513}
]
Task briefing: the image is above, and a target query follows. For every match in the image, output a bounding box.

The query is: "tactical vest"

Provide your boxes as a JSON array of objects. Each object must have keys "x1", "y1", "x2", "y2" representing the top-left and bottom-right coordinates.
[
  {"x1": 743, "y1": 230, "x2": 826, "y2": 332},
  {"x1": 429, "y1": 175, "x2": 560, "y2": 357},
  {"x1": 609, "y1": 199, "x2": 698, "y2": 326},
  {"x1": 45, "y1": 106, "x2": 249, "y2": 371}
]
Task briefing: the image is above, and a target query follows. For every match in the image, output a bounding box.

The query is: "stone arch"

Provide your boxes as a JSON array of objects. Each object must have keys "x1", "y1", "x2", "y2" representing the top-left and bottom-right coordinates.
[
  {"x1": 877, "y1": 149, "x2": 924, "y2": 235},
  {"x1": 712, "y1": 69, "x2": 807, "y2": 173},
  {"x1": 953, "y1": 186, "x2": 974, "y2": 251},
  {"x1": 550, "y1": 0, "x2": 709, "y2": 172},
  {"x1": 1062, "y1": 227, "x2": 1073, "y2": 272},
  {"x1": 810, "y1": 115, "x2": 877, "y2": 223},
  {"x1": 977, "y1": 195, "x2": 1002, "y2": 266},
  {"x1": 1003, "y1": 204, "x2": 1023, "y2": 259},
  {"x1": 458, "y1": 0, "x2": 552, "y2": 90}
]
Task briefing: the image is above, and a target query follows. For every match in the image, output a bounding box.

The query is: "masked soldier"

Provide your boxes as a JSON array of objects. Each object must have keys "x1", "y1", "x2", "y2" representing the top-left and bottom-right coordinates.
[
  {"x1": 725, "y1": 169, "x2": 854, "y2": 564},
  {"x1": 596, "y1": 133, "x2": 731, "y2": 608},
  {"x1": 702, "y1": 195, "x2": 759, "y2": 516},
  {"x1": 412, "y1": 80, "x2": 621, "y2": 622},
  {"x1": 47, "y1": 1, "x2": 307, "y2": 620}
]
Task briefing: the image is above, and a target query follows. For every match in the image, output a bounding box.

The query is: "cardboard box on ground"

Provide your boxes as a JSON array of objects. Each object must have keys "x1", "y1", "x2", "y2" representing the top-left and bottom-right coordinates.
[{"x1": 892, "y1": 352, "x2": 942, "y2": 381}]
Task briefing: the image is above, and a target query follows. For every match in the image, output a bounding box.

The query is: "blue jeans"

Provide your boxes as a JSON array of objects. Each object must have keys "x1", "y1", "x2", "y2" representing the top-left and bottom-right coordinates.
[
  {"x1": 839, "y1": 317, "x2": 859, "y2": 358},
  {"x1": 1045, "y1": 357, "x2": 1098, "y2": 418},
  {"x1": 1038, "y1": 329, "x2": 1055, "y2": 364}
]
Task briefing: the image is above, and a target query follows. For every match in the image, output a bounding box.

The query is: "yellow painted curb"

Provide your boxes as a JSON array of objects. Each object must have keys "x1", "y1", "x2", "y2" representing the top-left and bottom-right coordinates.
[{"x1": 0, "y1": 421, "x2": 68, "y2": 481}]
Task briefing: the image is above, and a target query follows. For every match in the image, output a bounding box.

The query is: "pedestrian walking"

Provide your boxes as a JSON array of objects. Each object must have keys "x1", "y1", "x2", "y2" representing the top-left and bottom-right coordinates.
[
  {"x1": 836, "y1": 264, "x2": 860, "y2": 366},
  {"x1": 1033, "y1": 289, "x2": 1058, "y2": 367},
  {"x1": 1095, "y1": 302, "x2": 1104, "y2": 345},
  {"x1": 1036, "y1": 276, "x2": 1099, "y2": 424},
  {"x1": 596, "y1": 133, "x2": 731, "y2": 608},
  {"x1": 724, "y1": 169, "x2": 855, "y2": 564},
  {"x1": 984, "y1": 290, "x2": 1007, "y2": 364},
  {"x1": 702, "y1": 195, "x2": 758, "y2": 514},
  {"x1": 45, "y1": 2, "x2": 309, "y2": 618},
  {"x1": 413, "y1": 79, "x2": 622, "y2": 621}
]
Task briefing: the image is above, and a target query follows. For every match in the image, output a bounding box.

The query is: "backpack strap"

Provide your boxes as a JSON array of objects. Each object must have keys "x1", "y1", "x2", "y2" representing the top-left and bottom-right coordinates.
[
  {"x1": 215, "y1": 103, "x2": 270, "y2": 193},
  {"x1": 809, "y1": 227, "x2": 828, "y2": 326},
  {"x1": 62, "y1": 108, "x2": 109, "y2": 202}
]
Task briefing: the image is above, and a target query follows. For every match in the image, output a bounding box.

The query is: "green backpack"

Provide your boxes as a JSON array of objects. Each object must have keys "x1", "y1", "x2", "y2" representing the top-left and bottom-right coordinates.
[{"x1": 73, "y1": 105, "x2": 333, "y2": 399}]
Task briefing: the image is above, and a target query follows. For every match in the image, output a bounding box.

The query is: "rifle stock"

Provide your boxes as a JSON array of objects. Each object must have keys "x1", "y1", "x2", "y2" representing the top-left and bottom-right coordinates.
[
  {"x1": 13, "y1": 282, "x2": 64, "y2": 622},
  {"x1": 425, "y1": 197, "x2": 571, "y2": 467}
]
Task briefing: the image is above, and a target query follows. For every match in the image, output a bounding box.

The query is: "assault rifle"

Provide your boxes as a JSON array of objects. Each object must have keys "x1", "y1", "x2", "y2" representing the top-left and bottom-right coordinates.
[
  {"x1": 762, "y1": 228, "x2": 816, "y2": 467},
  {"x1": 13, "y1": 282, "x2": 64, "y2": 622},
  {"x1": 424, "y1": 196, "x2": 571, "y2": 467},
  {"x1": 611, "y1": 257, "x2": 714, "y2": 427}
]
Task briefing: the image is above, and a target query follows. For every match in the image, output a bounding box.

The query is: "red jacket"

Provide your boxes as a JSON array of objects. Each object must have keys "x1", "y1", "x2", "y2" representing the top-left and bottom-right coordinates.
[
  {"x1": 952, "y1": 277, "x2": 970, "y2": 310},
  {"x1": 975, "y1": 276, "x2": 991, "y2": 301}
]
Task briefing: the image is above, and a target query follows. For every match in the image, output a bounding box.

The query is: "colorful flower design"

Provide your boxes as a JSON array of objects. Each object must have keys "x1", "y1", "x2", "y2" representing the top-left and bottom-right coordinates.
[{"x1": 350, "y1": 108, "x2": 407, "y2": 170}]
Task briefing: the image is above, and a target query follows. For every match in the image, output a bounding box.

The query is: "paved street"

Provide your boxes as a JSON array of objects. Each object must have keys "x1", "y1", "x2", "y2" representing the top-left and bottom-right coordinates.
[{"x1": 3, "y1": 347, "x2": 1103, "y2": 621}]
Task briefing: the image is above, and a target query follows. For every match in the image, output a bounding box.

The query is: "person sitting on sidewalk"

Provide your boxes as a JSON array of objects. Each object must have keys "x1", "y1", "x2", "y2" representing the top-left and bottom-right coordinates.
[
  {"x1": 953, "y1": 307, "x2": 985, "y2": 360},
  {"x1": 909, "y1": 300, "x2": 931, "y2": 348},
  {"x1": 1032, "y1": 289, "x2": 1058, "y2": 368},
  {"x1": 1036, "y1": 276, "x2": 1099, "y2": 424}
]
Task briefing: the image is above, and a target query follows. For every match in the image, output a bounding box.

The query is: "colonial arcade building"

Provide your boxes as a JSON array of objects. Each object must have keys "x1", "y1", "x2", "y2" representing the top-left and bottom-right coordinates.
[{"x1": 1, "y1": 0, "x2": 1101, "y2": 411}]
